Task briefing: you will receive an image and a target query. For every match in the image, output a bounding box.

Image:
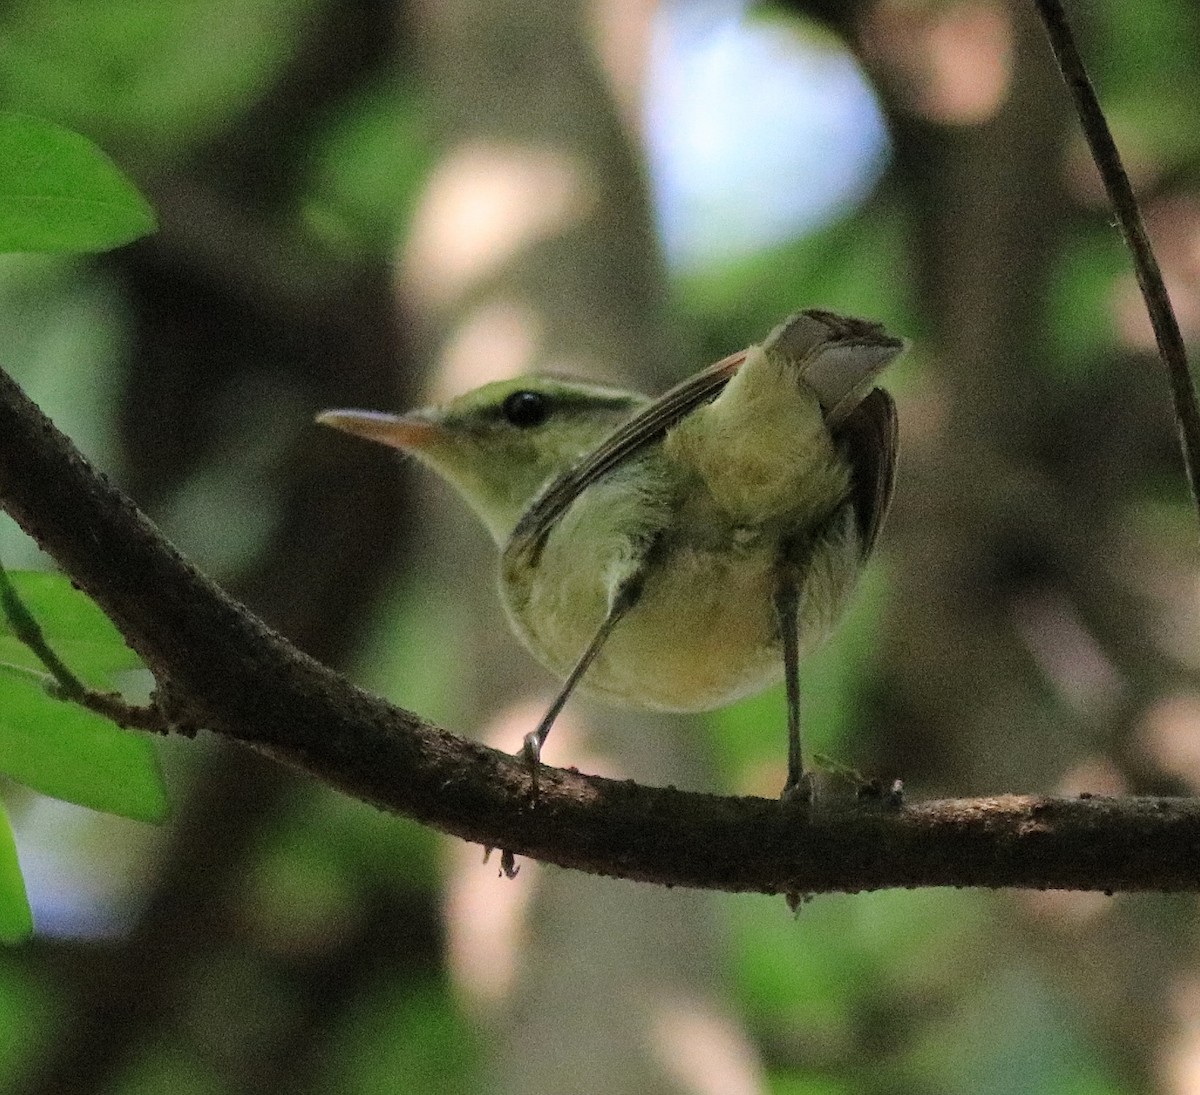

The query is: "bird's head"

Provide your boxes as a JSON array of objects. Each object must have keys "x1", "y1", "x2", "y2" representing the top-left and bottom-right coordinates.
[{"x1": 317, "y1": 376, "x2": 647, "y2": 543}]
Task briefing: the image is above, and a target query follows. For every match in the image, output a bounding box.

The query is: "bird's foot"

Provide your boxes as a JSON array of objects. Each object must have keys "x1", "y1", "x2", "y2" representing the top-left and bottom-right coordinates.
[
  {"x1": 482, "y1": 846, "x2": 521, "y2": 879},
  {"x1": 780, "y1": 770, "x2": 815, "y2": 807},
  {"x1": 810, "y1": 754, "x2": 904, "y2": 809},
  {"x1": 856, "y1": 777, "x2": 905, "y2": 810},
  {"x1": 517, "y1": 730, "x2": 543, "y2": 804},
  {"x1": 785, "y1": 891, "x2": 811, "y2": 916}
]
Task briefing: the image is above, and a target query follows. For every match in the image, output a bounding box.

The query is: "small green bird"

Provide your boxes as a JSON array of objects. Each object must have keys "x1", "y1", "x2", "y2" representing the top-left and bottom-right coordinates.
[{"x1": 318, "y1": 310, "x2": 903, "y2": 798}]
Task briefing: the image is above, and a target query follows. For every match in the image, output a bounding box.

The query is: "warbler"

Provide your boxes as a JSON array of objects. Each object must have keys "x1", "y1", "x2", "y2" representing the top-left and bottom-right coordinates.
[{"x1": 318, "y1": 310, "x2": 903, "y2": 798}]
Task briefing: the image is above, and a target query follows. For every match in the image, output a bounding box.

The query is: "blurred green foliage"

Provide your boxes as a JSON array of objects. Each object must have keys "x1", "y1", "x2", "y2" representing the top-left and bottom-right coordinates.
[
  {"x1": 300, "y1": 78, "x2": 436, "y2": 259},
  {"x1": 330, "y1": 980, "x2": 479, "y2": 1095},
  {"x1": 0, "y1": 946, "x2": 51, "y2": 1084},
  {"x1": 676, "y1": 203, "x2": 914, "y2": 353},
  {"x1": 0, "y1": 0, "x2": 323, "y2": 162}
]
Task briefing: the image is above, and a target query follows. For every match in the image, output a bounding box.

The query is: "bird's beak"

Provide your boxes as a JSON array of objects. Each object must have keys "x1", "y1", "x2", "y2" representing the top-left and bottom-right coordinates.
[{"x1": 315, "y1": 408, "x2": 443, "y2": 452}]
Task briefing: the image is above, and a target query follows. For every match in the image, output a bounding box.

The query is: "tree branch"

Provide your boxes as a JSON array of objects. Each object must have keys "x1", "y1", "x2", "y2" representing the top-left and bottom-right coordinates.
[{"x1": 2, "y1": 363, "x2": 1200, "y2": 894}]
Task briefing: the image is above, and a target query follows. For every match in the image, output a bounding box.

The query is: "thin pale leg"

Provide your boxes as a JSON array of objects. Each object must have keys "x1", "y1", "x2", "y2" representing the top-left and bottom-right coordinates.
[
  {"x1": 772, "y1": 562, "x2": 810, "y2": 802},
  {"x1": 520, "y1": 571, "x2": 645, "y2": 784}
]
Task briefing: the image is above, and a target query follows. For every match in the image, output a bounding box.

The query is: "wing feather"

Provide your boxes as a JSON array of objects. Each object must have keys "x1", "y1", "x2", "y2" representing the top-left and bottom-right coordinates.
[
  {"x1": 832, "y1": 387, "x2": 898, "y2": 559},
  {"x1": 506, "y1": 349, "x2": 747, "y2": 561},
  {"x1": 506, "y1": 312, "x2": 903, "y2": 566}
]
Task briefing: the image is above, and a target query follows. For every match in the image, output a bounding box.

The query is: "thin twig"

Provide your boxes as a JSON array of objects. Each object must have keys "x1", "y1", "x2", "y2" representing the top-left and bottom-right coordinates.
[
  {"x1": 0, "y1": 559, "x2": 168, "y2": 732},
  {"x1": 1032, "y1": 0, "x2": 1200, "y2": 531},
  {"x1": 74, "y1": 690, "x2": 170, "y2": 733},
  {"x1": 0, "y1": 560, "x2": 88, "y2": 700}
]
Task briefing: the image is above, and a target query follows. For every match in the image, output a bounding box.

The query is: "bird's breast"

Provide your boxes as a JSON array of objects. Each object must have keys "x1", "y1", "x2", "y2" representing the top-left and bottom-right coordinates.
[
  {"x1": 588, "y1": 541, "x2": 783, "y2": 710},
  {"x1": 502, "y1": 504, "x2": 861, "y2": 712}
]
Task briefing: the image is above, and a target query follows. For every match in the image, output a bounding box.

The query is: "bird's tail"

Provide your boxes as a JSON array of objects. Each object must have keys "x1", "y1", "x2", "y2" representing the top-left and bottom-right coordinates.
[{"x1": 763, "y1": 310, "x2": 907, "y2": 428}]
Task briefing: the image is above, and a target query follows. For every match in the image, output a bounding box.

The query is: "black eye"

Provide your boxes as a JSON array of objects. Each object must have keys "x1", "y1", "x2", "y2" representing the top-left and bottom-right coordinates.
[{"x1": 502, "y1": 390, "x2": 551, "y2": 428}]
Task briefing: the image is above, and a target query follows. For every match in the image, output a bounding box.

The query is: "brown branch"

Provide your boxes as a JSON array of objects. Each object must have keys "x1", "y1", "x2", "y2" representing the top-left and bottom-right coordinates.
[
  {"x1": 2, "y1": 362, "x2": 1200, "y2": 894},
  {"x1": 1032, "y1": 0, "x2": 1200, "y2": 532}
]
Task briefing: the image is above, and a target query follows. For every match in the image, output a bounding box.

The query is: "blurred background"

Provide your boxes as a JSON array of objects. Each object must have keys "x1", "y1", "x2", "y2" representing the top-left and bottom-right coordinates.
[{"x1": 1, "y1": 0, "x2": 1199, "y2": 1091}]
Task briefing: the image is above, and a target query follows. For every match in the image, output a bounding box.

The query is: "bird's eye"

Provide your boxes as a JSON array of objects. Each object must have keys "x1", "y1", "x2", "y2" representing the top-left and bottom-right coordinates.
[{"x1": 502, "y1": 390, "x2": 551, "y2": 428}]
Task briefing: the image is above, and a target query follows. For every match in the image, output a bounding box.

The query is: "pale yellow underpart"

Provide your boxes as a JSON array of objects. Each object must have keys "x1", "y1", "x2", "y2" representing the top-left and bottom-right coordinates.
[{"x1": 502, "y1": 346, "x2": 861, "y2": 711}]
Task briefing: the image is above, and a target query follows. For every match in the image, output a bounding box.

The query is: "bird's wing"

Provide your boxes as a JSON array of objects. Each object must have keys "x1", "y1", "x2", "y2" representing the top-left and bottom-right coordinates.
[
  {"x1": 506, "y1": 348, "x2": 748, "y2": 563},
  {"x1": 507, "y1": 312, "x2": 905, "y2": 566},
  {"x1": 832, "y1": 387, "x2": 898, "y2": 559}
]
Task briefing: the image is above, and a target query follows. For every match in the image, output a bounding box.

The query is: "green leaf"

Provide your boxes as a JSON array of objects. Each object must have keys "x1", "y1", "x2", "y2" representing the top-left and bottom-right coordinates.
[
  {"x1": 0, "y1": 798, "x2": 33, "y2": 944},
  {"x1": 0, "y1": 672, "x2": 167, "y2": 822},
  {"x1": 0, "y1": 570, "x2": 143, "y2": 690},
  {"x1": 0, "y1": 0, "x2": 322, "y2": 162},
  {"x1": 0, "y1": 113, "x2": 156, "y2": 254},
  {"x1": 300, "y1": 79, "x2": 434, "y2": 258}
]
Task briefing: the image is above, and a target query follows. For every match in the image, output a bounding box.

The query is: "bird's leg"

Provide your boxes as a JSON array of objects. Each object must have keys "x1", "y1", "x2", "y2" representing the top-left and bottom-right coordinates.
[
  {"x1": 519, "y1": 568, "x2": 647, "y2": 793},
  {"x1": 772, "y1": 554, "x2": 811, "y2": 804}
]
